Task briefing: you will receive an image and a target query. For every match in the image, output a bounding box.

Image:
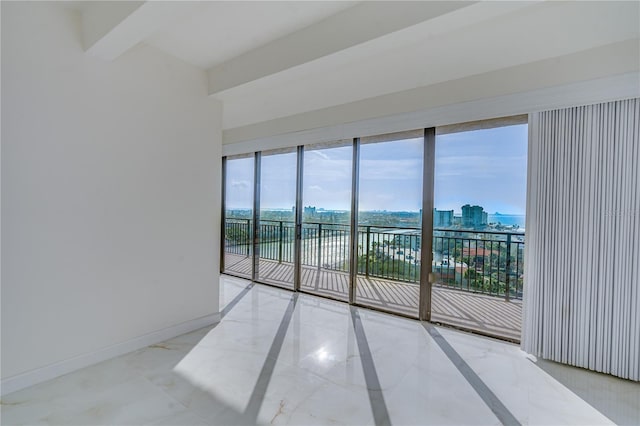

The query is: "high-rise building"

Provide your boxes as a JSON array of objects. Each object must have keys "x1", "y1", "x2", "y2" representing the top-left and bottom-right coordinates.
[
  {"x1": 433, "y1": 209, "x2": 454, "y2": 228},
  {"x1": 461, "y1": 204, "x2": 488, "y2": 229}
]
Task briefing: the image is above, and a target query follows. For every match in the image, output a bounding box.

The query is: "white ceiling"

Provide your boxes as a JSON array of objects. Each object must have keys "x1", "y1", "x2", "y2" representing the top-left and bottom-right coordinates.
[
  {"x1": 214, "y1": 1, "x2": 640, "y2": 129},
  {"x1": 78, "y1": 1, "x2": 640, "y2": 132},
  {"x1": 145, "y1": 1, "x2": 358, "y2": 68}
]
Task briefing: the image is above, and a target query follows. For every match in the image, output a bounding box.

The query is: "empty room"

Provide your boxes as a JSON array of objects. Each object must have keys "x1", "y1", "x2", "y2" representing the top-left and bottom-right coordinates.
[{"x1": 1, "y1": 1, "x2": 639, "y2": 425}]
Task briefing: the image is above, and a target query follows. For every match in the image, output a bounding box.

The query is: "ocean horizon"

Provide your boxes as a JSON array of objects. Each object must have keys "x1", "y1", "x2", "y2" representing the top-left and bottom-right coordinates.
[
  {"x1": 228, "y1": 208, "x2": 526, "y2": 227},
  {"x1": 488, "y1": 214, "x2": 526, "y2": 228}
]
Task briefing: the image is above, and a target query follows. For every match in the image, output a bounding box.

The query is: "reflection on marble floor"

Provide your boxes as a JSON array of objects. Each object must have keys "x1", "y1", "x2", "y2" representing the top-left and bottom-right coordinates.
[{"x1": 2, "y1": 275, "x2": 638, "y2": 425}]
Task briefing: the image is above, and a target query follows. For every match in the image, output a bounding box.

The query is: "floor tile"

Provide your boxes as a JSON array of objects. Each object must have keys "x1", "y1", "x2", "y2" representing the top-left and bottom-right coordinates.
[{"x1": 2, "y1": 275, "x2": 637, "y2": 426}]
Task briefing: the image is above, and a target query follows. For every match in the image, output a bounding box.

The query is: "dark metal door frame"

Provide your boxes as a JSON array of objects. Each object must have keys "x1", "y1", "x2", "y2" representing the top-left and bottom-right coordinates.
[
  {"x1": 222, "y1": 129, "x2": 436, "y2": 322},
  {"x1": 252, "y1": 152, "x2": 261, "y2": 282},
  {"x1": 420, "y1": 127, "x2": 436, "y2": 321},
  {"x1": 348, "y1": 138, "x2": 360, "y2": 304},
  {"x1": 220, "y1": 156, "x2": 227, "y2": 273},
  {"x1": 294, "y1": 145, "x2": 304, "y2": 291}
]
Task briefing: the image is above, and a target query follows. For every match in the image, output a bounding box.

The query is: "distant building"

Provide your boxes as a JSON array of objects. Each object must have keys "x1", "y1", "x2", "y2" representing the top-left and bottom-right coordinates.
[
  {"x1": 461, "y1": 204, "x2": 488, "y2": 229},
  {"x1": 304, "y1": 206, "x2": 316, "y2": 215},
  {"x1": 461, "y1": 247, "x2": 499, "y2": 267},
  {"x1": 393, "y1": 232, "x2": 421, "y2": 252},
  {"x1": 433, "y1": 209, "x2": 454, "y2": 228}
]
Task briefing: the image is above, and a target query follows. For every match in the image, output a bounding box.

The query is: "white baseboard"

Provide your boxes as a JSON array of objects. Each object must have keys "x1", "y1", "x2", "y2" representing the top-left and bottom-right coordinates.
[{"x1": 0, "y1": 312, "x2": 221, "y2": 396}]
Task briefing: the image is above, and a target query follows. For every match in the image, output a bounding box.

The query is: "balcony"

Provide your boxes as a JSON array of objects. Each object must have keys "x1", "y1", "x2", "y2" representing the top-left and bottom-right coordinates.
[{"x1": 224, "y1": 218, "x2": 524, "y2": 341}]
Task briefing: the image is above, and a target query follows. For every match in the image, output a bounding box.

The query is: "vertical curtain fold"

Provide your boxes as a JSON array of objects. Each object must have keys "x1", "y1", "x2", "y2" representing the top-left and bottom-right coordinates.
[{"x1": 523, "y1": 98, "x2": 639, "y2": 381}]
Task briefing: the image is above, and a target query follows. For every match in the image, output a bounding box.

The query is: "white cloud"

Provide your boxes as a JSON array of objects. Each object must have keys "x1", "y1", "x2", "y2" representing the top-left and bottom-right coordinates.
[
  {"x1": 310, "y1": 150, "x2": 330, "y2": 160},
  {"x1": 359, "y1": 159, "x2": 422, "y2": 180},
  {"x1": 231, "y1": 180, "x2": 250, "y2": 189}
]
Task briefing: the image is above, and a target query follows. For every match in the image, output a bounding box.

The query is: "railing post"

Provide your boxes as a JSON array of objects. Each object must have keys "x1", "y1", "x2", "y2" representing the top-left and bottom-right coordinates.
[
  {"x1": 278, "y1": 221, "x2": 283, "y2": 263},
  {"x1": 317, "y1": 223, "x2": 322, "y2": 270},
  {"x1": 246, "y1": 219, "x2": 251, "y2": 257},
  {"x1": 365, "y1": 226, "x2": 371, "y2": 278},
  {"x1": 505, "y1": 233, "x2": 512, "y2": 301}
]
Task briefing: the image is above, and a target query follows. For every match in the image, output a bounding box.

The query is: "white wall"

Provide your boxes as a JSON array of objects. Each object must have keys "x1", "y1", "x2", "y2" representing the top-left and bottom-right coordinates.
[{"x1": 1, "y1": 2, "x2": 222, "y2": 388}]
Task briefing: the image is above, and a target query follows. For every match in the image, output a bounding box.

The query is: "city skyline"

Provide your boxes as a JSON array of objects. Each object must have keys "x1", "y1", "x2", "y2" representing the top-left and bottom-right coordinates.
[
  {"x1": 225, "y1": 206, "x2": 526, "y2": 216},
  {"x1": 226, "y1": 124, "x2": 527, "y2": 215}
]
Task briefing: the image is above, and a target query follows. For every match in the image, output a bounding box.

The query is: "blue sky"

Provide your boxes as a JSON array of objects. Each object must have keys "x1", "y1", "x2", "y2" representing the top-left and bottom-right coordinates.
[
  {"x1": 435, "y1": 124, "x2": 527, "y2": 215},
  {"x1": 226, "y1": 124, "x2": 528, "y2": 215},
  {"x1": 225, "y1": 156, "x2": 254, "y2": 210},
  {"x1": 260, "y1": 152, "x2": 297, "y2": 209},
  {"x1": 359, "y1": 138, "x2": 423, "y2": 211},
  {"x1": 302, "y1": 145, "x2": 353, "y2": 210}
]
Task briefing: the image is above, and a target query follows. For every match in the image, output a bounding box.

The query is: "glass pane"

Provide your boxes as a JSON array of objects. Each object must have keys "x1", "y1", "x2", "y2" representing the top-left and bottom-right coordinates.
[
  {"x1": 223, "y1": 157, "x2": 254, "y2": 279},
  {"x1": 300, "y1": 143, "x2": 352, "y2": 301},
  {"x1": 355, "y1": 137, "x2": 423, "y2": 317},
  {"x1": 256, "y1": 151, "x2": 297, "y2": 289},
  {"x1": 432, "y1": 124, "x2": 527, "y2": 341}
]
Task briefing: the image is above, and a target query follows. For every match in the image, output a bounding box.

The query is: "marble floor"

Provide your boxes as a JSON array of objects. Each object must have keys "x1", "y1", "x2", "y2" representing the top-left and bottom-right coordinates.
[{"x1": 2, "y1": 276, "x2": 638, "y2": 425}]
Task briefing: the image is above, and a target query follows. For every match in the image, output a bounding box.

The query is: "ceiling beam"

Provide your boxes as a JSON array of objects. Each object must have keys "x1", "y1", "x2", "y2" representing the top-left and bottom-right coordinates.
[
  {"x1": 82, "y1": 1, "x2": 203, "y2": 61},
  {"x1": 222, "y1": 39, "x2": 640, "y2": 149},
  {"x1": 207, "y1": 1, "x2": 478, "y2": 96}
]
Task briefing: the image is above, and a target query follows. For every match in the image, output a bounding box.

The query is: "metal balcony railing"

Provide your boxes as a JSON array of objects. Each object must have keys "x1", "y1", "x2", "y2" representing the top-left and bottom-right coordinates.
[{"x1": 224, "y1": 218, "x2": 525, "y2": 300}]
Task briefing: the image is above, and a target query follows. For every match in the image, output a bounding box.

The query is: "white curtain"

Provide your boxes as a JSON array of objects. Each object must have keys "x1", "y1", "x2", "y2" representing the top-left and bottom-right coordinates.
[{"x1": 523, "y1": 98, "x2": 639, "y2": 381}]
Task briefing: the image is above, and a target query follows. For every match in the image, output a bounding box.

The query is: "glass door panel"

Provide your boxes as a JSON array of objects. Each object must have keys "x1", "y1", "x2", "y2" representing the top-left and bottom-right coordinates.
[
  {"x1": 432, "y1": 123, "x2": 527, "y2": 341},
  {"x1": 300, "y1": 142, "x2": 352, "y2": 301},
  {"x1": 256, "y1": 150, "x2": 297, "y2": 289},
  {"x1": 223, "y1": 156, "x2": 254, "y2": 279},
  {"x1": 355, "y1": 135, "x2": 423, "y2": 317}
]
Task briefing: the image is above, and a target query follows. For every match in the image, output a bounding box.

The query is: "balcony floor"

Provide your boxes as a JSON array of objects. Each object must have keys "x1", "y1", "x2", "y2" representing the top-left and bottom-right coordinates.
[{"x1": 224, "y1": 253, "x2": 522, "y2": 341}]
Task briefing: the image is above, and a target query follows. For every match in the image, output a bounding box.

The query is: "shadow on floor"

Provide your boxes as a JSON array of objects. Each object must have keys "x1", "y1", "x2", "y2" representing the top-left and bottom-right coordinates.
[{"x1": 534, "y1": 358, "x2": 640, "y2": 425}]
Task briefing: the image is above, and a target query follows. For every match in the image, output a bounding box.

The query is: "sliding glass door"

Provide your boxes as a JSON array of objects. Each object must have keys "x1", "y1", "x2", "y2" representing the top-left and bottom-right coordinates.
[
  {"x1": 223, "y1": 155, "x2": 254, "y2": 279},
  {"x1": 432, "y1": 123, "x2": 527, "y2": 340},
  {"x1": 355, "y1": 132, "x2": 424, "y2": 317},
  {"x1": 256, "y1": 149, "x2": 297, "y2": 289},
  {"x1": 299, "y1": 141, "x2": 353, "y2": 301},
  {"x1": 220, "y1": 118, "x2": 527, "y2": 342}
]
